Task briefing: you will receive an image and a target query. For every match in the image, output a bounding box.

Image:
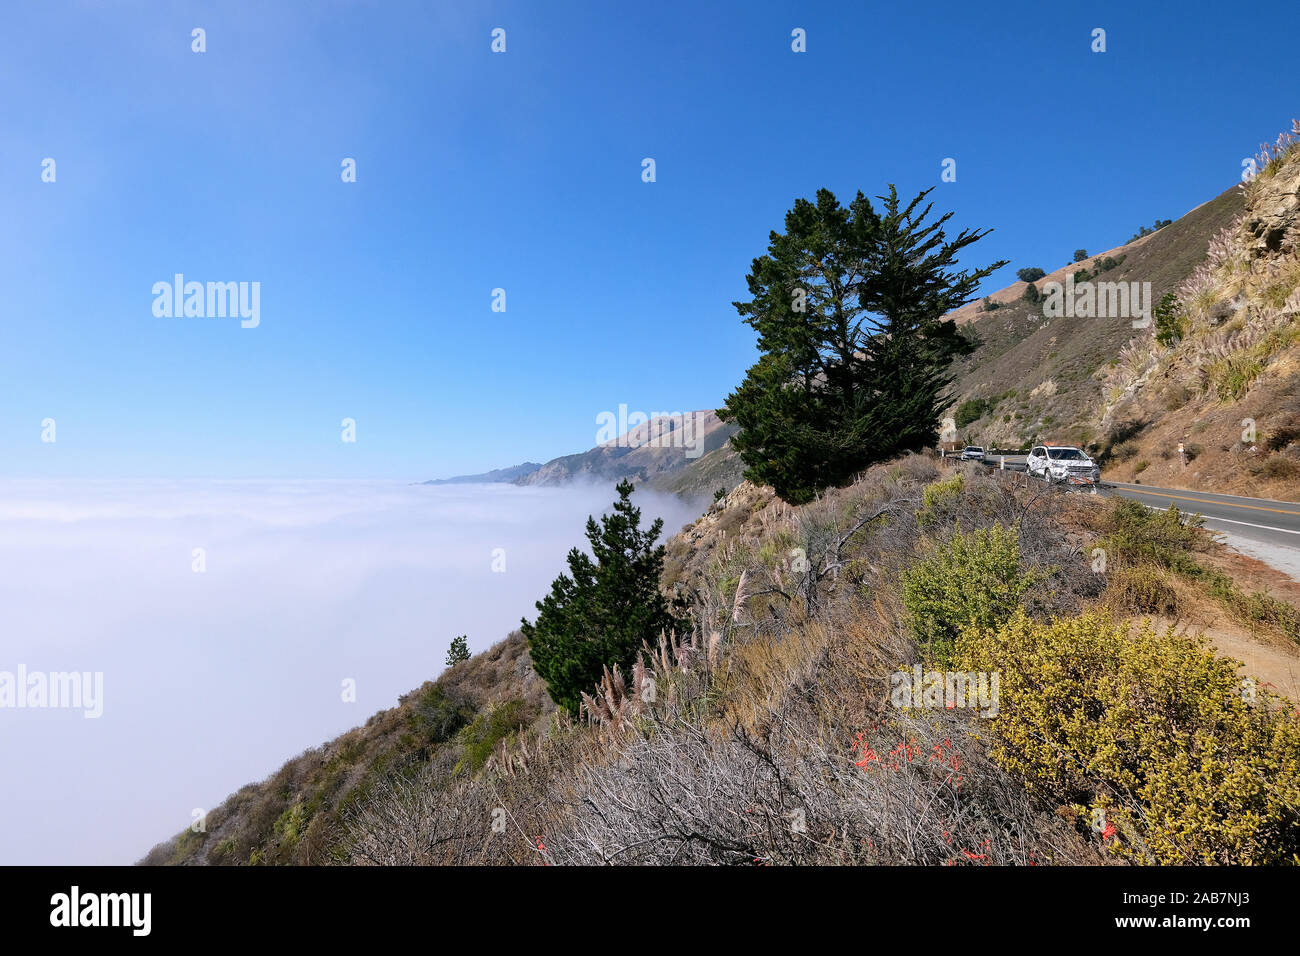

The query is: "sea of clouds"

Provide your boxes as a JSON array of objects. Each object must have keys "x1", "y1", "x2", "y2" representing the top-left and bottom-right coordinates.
[{"x1": 0, "y1": 478, "x2": 703, "y2": 864}]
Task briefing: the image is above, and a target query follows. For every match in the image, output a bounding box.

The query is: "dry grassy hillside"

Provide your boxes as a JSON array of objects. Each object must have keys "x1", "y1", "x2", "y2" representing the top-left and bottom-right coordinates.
[
  {"x1": 948, "y1": 121, "x2": 1300, "y2": 503},
  {"x1": 945, "y1": 187, "x2": 1244, "y2": 451},
  {"x1": 1098, "y1": 122, "x2": 1300, "y2": 496}
]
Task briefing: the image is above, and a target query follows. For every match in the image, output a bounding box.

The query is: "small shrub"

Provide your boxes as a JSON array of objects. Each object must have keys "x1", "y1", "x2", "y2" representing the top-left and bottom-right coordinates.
[
  {"x1": 1105, "y1": 566, "x2": 1178, "y2": 616},
  {"x1": 1213, "y1": 576, "x2": 1300, "y2": 644},
  {"x1": 171, "y1": 827, "x2": 206, "y2": 864},
  {"x1": 1098, "y1": 499, "x2": 1202, "y2": 572},
  {"x1": 411, "y1": 684, "x2": 474, "y2": 746},
  {"x1": 1017, "y1": 267, "x2": 1047, "y2": 283},
  {"x1": 1162, "y1": 383, "x2": 1192, "y2": 410},
  {"x1": 954, "y1": 611, "x2": 1300, "y2": 864},
  {"x1": 901, "y1": 522, "x2": 1049, "y2": 664},
  {"x1": 1134, "y1": 460, "x2": 1149, "y2": 473},
  {"x1": 1112, "y1": 440, "x2": 1139, "y2": 462},
  {"x1": 1262, "y1": 455, "x2": 1300, "y2": 479},
  {"x1": 273, "y1": 802, "x2": 308, "y2": 853},
  {"x1": 455, "y1": 698, "x2": 530, "y2": 775},
  {"x1": 1265, "y1": 423, "x2": 1300, "y2": 452},
  {"x1": 954, "y1": 397, "x2": 992, "y2": 429},
  {"x1": 1209, "y1": 355, "x2": 1262, "y2": 401},
  {"x1": 1153, "y1": 292, "x2": 1188, "y2": 347},
  {"x1": 916, "y1": 472, "x2": 964, "y2": 527},
  {"x1": 445, "y1": 635, "x2": 470, "y2": 667}
]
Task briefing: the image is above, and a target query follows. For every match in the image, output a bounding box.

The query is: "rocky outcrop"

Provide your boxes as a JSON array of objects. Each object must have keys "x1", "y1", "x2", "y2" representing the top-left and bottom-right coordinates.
[{"x1": 1243, "y1": 138, "x2": 1300, "y2": 259}]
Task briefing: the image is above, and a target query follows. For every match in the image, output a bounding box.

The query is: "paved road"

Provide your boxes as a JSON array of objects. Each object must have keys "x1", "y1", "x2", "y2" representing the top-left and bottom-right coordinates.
[
  {"x1": 950, "y1": 453, "x2": 1300, "y2": 568},
  {"x1": 1104, "y1": 481, "x2": 1300, "y2": 554}
]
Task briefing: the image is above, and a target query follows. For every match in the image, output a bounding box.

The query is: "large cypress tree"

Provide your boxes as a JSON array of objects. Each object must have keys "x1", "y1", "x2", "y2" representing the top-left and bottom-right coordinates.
[
  {"x1": 523, "y1": 480, "x2": 686, "y2": 715},
  {"x1": 720, "y1": 186, "x2": 1005, "y2": 503}
]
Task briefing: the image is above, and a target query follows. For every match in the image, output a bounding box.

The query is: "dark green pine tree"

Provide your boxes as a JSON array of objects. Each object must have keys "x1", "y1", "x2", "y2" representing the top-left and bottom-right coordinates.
[
  {"x1": 720, "y1": 186, "x2": 1005, "y2": 503},
  {"x1": 445, "y1": 634, "x2": 470, "y2": 667},
  {"x1": 522, "y1": 480, "x2": 687, "y2": 714}
]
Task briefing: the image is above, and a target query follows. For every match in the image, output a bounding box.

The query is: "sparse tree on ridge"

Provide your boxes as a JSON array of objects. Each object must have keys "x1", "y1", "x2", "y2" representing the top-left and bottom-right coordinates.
[
  {"x1": 446, "y1": 635, "x2": 470, "y2": 667},
  {"x1": 719, "y1": 186, "x2": 1006, "y2": 503}
]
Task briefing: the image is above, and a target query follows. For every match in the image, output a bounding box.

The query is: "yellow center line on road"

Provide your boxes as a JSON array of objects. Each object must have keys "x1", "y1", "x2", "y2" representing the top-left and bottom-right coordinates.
[{"x1": 1116, "y1": 487, "x2": 1300, "y2": 517}]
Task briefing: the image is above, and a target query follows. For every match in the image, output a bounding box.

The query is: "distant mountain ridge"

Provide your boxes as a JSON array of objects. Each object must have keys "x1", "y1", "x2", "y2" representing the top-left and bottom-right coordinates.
[
  {"x1": 420, "y1": 462, "x2": 542, "y2": 485},
  {"x1": 424, "y1": 411, "x2": 737, "y2": 495}
]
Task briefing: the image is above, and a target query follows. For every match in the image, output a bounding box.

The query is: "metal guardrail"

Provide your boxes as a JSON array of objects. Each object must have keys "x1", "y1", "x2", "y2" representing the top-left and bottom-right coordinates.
[{"x1": 938, "y1": 448, "x2": 1030, "y2": 458}]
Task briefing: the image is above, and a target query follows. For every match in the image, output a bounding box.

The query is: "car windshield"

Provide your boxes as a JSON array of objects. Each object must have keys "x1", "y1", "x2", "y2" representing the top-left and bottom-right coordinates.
[
  {"x1": 1047, "y1": 448, "x2": 1086, "y2": 460},
  {"x1": 966, "y1": 447, "x2": 982, "y2": 453}
]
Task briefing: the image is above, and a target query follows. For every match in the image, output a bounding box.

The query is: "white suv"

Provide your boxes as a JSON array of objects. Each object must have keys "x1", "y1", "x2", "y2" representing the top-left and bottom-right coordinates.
[{"x1": 1027, "y1": 444, "x2": 1100, "y2": 485}]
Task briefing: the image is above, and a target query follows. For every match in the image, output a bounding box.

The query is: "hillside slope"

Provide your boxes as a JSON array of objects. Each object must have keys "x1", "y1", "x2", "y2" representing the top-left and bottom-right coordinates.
[
  {"x1": 945, "y1": 185, "x2": 1245, "y2": 451},
  {"x1": 1095, "y1": 123, "x2": 1300, "y2": 496},
  {"x1": 143, "y1": 455, "x2": 1300, "y2": 866},
  {"x1": 947, "y1": 120, "x2": 1300, "y2": 502},
  {"x1": 421, "y1": 462, "x2": 542, "y2": 485}
]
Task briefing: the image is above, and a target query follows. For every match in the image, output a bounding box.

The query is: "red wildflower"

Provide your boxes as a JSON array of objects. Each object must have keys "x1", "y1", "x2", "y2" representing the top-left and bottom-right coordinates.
[{"x1": 855, "y1": 747, "x2": 879, "y2": 767}]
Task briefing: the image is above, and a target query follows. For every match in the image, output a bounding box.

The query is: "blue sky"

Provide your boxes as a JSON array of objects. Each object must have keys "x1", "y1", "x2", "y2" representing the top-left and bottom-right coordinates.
[{"x1": 3, "y1": 0, "x2": 1296, "y2": 478}]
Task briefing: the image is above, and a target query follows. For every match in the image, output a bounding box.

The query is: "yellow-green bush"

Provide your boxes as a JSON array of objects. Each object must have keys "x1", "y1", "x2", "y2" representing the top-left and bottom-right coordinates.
[
  {"x1": 916, "y1": 472, "x2": 964, "y2": 527},
  {"x1": 273, "y1": 802, "x2": 308, "y2": 853},
  {"x1": 901, "y1": 522, "x2": 1047, "y2": 664},
  {"x1": 954, "y1": 610, "x2": 1300, "y2": 864},
  {"x1": 1208, "y1": 354, "x2": 1262, "y2": 401},
  {"x1": 454, "y1": 698, "x2": 530, "y2": 775},
  {"x1": 1099, "y1": 499, "x2": 1202, "y2": 573}
]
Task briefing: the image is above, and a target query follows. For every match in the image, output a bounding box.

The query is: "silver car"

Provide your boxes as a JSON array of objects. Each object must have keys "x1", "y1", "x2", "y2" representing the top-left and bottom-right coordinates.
[
  {"x1": 960, "y1": 445, "x2": 985, "y2": 461},
  {"x1": 1027, "y1": 445, "x2": 1100, "y2": 484}
]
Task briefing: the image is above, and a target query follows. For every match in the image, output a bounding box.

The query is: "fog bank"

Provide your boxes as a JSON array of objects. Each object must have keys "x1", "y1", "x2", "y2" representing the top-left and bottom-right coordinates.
[{"x1": 0, "y1": 479, "x2": 702, "y2": 864}]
